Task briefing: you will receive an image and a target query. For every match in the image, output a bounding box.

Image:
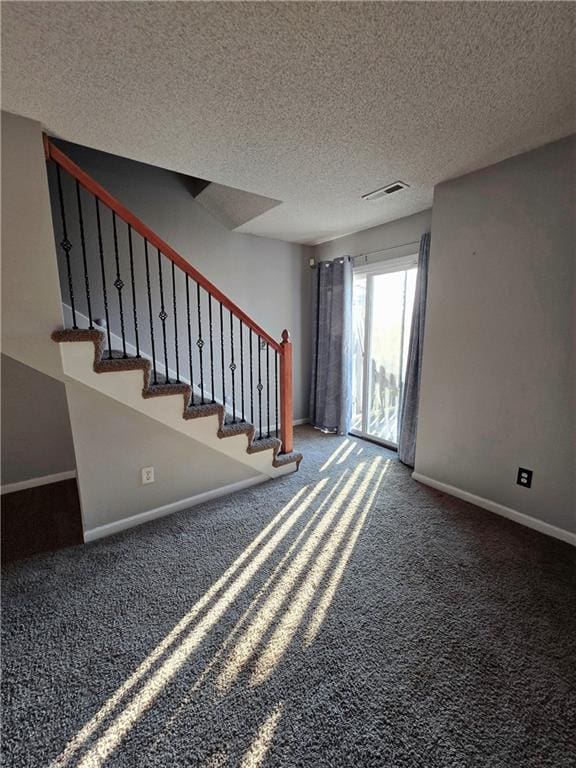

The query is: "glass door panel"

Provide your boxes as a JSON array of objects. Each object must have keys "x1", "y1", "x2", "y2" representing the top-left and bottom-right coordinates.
[{"x1": 351, "y1": 260, "x2": 417, "y2": 448}]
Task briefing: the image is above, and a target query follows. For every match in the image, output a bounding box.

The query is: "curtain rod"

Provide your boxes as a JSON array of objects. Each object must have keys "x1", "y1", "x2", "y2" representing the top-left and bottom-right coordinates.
[
  {"x1": 354, "y1": 239, "x2": 421, "y2": 262},
  {"x1": 311, "y1": 238, "x2": 421, "y2": 267}
]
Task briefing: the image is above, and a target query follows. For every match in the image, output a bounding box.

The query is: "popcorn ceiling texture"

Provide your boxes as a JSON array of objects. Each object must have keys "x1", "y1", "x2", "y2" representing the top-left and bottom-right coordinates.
[
  {"x1": 2, "y1": 2, "x2": 575, "y2": 244},
  {"x1": 2, "y1": 427, "x2": 575, "y2": 767}
]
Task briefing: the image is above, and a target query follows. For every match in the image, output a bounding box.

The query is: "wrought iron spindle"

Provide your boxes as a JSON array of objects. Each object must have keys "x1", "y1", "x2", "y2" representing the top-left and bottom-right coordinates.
[
  {"x1": 249, "y1": 330, "x2": 254, "y2": 425},
  {"x1": 157, "y1": 250, "x2": 169, "y2": 382},
  {"x1": 186, "y1": 275, "x2": 194, "y2": 406},
  {"x1": 144, "y1": 239, "x2": 158, "y2": 384},
  {"x1": 196, "y1": 283, "x2": 205, "y2": 404},
  {"x1": 112, "y1": 212, "x2": 127, "y2": 357},
  {"x1": 219, "y1": 302, "x2": 226, "y2": 417},
  {"x1": 75, "y1": 181, "x2": 93, "y2": 328},
  {"x1": 266, "y1": 343, "x2": 270, "y2": 437},
  {"x1": 240, "y1": 320, "x2": 245, "y2": 422},
  {"x1": 171, "y1": 262, "x2": 180, "y2": 382},
  {"x1": 275, "y1": 350, "x2": 279, "y2": 438},
  {"x1": 257, "y1": 335, "x2": 263, "y2": 439},
  {"x1": 208, "y1": 294, "x2": 215, "y2": 402},
  {"x1": 229, "y1": 311, "x2": 236, "y2": 422},
  {"x1": 56, "y1": 165, "x2": 77, "y2": 328},
  {"x1": 127, "y1": 225, "x2": 140, "y2": 356},
  {"x1": 95, "y1": 199, "x2": 112, "y2": 355}
]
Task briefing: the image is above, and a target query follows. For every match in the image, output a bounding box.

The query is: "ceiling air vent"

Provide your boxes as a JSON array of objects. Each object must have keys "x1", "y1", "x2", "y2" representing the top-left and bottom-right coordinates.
[{"x1": 362, "y1": 181, "x2": 409, "y2": 201}]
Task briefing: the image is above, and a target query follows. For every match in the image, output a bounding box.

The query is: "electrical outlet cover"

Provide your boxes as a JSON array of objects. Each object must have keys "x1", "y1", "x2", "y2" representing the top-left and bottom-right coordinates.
[
  {"x1": 516, "y1": 467, "x2": 533, "y2": 488},
  {"x1": 142, "y1": 466, "x2": 155, "y2": 484}
]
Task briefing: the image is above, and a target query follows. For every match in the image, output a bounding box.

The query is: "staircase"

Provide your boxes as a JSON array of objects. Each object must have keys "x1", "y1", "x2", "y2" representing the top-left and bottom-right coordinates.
[{"x1": 45, "y1": 137, "x2": 302, "y2": 478}]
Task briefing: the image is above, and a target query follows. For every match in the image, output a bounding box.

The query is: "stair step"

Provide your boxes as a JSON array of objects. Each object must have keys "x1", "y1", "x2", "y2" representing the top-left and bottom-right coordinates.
[
  {"x1": 143, "y1": 382, "x2": 190, "y2": 398},
  {"x1": 104, "y1": 349, "x2": 141, "y2": 360},
  {"x1": 184, "y1": 402, "x2": 222, "y2": 420},
  {"x1": 273, "y1": 450, "x2": 304, "y2": 468},
  {"x1": 218, "y1": 421, "x2": 254, "y2": 439},
  {"x1": 247, "y1": 436, "x2": 281, "y2": 454},
  {"x1": 96, "y1": 356, "x2": 150, "y2": 374}
]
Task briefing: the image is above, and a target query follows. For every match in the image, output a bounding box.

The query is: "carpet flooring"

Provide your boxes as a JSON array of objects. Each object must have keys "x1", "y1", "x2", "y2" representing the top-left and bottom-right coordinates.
[{"x1": 2, "y1": 426, "x2": 575, "y2": 768}]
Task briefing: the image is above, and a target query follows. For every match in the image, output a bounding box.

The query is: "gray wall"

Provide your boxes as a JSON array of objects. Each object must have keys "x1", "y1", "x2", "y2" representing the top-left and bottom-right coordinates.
[
  {"x1": 1, "y1": 111, "x2": 67, "y2": 380},
  {"x1": 416, "y1": 136, "x2": 575, "y2": 533},
  {"x1": 313, "y1": 209, "x2": 432, "y2": 263},
  {"x1": 65, "y1": 381, "x2": 257, "y2": 533},
  {"x1": 49, "y1": 140, "x2": 312, "y2": 422},
  {"x1": 1, "y1": 354, "x2": 76, "y2": 485}
]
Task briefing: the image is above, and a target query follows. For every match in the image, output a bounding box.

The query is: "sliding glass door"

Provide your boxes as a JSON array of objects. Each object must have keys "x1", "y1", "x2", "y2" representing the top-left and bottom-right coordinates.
[{"x1": 351, "y1": 256, "x2": 417, "y2": 448}]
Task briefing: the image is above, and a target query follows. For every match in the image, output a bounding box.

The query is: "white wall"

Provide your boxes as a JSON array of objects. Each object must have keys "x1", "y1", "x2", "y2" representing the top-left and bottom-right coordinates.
[
  {"x1": 313, "y1": 209, "x2": 432, "y2": 263},
  {"x1": 416, "y1": 136, "x2": 575, "y2": 535}
]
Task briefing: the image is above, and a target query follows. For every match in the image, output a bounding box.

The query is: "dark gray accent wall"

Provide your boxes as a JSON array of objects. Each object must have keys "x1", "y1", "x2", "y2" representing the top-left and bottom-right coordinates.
[{"x1": 1, "y1": 354, "x2": 76, "y2": 484}]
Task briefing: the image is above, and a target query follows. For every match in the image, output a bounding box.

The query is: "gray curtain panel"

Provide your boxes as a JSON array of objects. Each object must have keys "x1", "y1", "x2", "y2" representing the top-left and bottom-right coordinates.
[
  {"x1": 309, "y1": 257, "x2": 353, "y2": 434},
  {"x1": 398, "y1": 232, "x2": 431, "y2": 467}
]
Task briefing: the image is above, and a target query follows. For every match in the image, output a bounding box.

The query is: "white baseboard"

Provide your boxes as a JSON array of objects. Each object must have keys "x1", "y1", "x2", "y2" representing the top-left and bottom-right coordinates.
[
  {"x1": 83, "y1": 475, "x2": 268, "y2": 542},
  {"x1": 293, "y1": 418, "x2": 309, "y2": 427},
  {"x1": 412, "y1": 472, "x2": 576, "y2": 547},
  {"x1": 1, "y1": 470, "x2": 77, "y2": 495}
]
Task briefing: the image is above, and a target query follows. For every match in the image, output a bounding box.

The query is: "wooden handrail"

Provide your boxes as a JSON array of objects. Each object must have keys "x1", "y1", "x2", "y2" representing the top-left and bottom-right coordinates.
[
  {"x1": 279, "y1": 330, "x2": 293, "y2": 454},
  {"x1": 44, "y1": 136, "x2": 282, "y2": 353}
]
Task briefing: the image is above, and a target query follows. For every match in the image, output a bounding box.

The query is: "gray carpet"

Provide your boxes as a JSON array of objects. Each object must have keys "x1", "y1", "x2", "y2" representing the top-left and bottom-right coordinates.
[{"x1": 2, "y1": 427, "x2": 575, "y2": 768}]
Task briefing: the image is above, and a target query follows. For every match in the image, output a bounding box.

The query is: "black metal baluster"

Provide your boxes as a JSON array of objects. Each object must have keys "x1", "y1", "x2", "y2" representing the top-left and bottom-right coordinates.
[
  {"x1": 257, "y1": 336, "x2": 263, "y2": 439},
  {"x1": 157, "y1": 250, "x2": 169, "y2": 382},
  {"x1": 127, "y1": 225, "x2": 140, "y2": 356},
  {"x1": 186, "y1": 275, "x2": 194, "y2": 406},
  {"x1": 240, "y1": 320, "x2": 245, "y2": 422},
  {"x1": 171, "y1": 262, "x2": 180, "y2": 382},
  {"x1": 112, "y1": 212, "x2": 127, "y2": 358},
  {"x1": 56, "y1": 166, "x2": 77, "y2": 328},
  {"x1": 75, "y1": 181, "x2": 93, "y2": 328},
  {"x1": 208, "y1": 294, "x2": 215, "y2": 403},
  {"x1": 95, "y1": 199, "x2": 112, "y2": 356},
  {"x1": 144, "y1": 239, "x2": 158, "y2": 384},
  {"x1": 229, "y1": 311, "x2": 236, "y2": 422},
  {"x1": 220, "y1": 302, "x2": 226, "y2": 417},
  {"x1": 196, "y1": 283, "x2": 205, "y2": 404},
  {"x1": 266, "y1": 343, "x2": 270, "y2": 437},
  {"x1": 275, "y1": 350, "x2": 279, "y2": 438},
  {"x1": 249, "y1": 330, "x2": 254, "y2": 426}
]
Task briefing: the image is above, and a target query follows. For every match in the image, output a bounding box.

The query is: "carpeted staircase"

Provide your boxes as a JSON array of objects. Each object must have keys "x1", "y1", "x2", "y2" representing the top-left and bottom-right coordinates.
[{"x1": 52, "y1": 328, "x2": 302, "y2": 473}]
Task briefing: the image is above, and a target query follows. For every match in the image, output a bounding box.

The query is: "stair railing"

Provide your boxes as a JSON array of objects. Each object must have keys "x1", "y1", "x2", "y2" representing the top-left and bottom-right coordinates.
[{"x1": 44, "y1": 135, "x2": 293, "y2": 454}]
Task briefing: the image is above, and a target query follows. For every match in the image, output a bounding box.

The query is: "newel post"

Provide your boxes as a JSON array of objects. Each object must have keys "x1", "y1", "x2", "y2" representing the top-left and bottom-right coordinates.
[{"x1": 279, "y1": 329, "x2": 293, "y2": 454}]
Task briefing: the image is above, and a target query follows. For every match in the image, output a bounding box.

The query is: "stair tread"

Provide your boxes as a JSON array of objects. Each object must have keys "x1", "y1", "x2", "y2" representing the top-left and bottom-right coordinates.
[
  {"x1": 144, "y1": 382, "x2": 190, "y2": 398},
  {"x1": 274, "y1": 450, "x2": 304, "y2": 468},
  {"x1": 103, "y1": 349, "x2": 142, "y2": 360}
]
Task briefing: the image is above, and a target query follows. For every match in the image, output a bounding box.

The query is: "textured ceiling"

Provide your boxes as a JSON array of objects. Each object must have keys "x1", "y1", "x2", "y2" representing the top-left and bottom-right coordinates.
[{"x1": 2, "y1": 1, "x2": 575, "y2": 244}]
